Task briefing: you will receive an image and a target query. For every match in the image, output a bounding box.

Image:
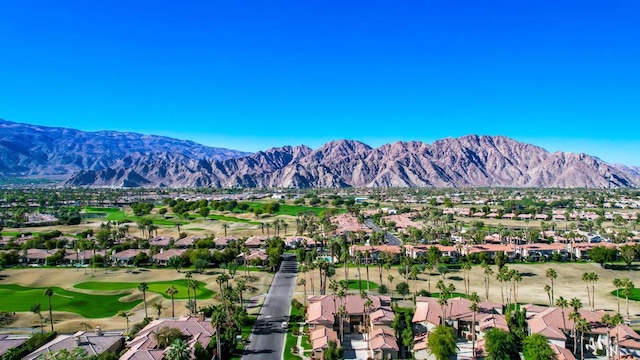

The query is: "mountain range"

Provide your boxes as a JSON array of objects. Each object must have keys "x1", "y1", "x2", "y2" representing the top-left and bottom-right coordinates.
[{"x1": 1, "y1": 118, "x2": 638, "y2": 188}]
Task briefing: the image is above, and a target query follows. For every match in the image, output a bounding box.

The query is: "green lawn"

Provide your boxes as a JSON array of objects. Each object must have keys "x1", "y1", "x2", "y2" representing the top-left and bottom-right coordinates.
[
  {"x1": 0, "y1": 284, "x2": 141, "y2": 318},
  {"x1": 345, "y1": 279, "x2": 379, "y2": 290},
  {"x1": 83, "y1": 207, "x2": 189, "y2": 226},
  {"x1": 611, "y1": 288, "x2": 640, "y2": 301},
  {"x1": 284, "y1": 327, "x2": 302, "y2": 360},
  {"x1": 74, "y1": 279, "x2": 214, "y2": 299},
  {"x1": 238, "y1": 202, "x2": 344, "y2": 217}
]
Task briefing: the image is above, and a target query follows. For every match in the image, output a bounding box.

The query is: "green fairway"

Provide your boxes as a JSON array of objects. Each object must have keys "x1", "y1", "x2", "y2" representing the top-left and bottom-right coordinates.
[
  {"x1": 207, "y1": 214, "x2": 261, "y2": 224},
  {"x1": 345, "y1": 279, "x2": 379, "y2": 290},
  {"x1": 611, "y1": 288, "x2": 640, "y2": 301},
  {"x1": 239, "y1": 202, "x2": 344, "y2": 216},
  {"x1": 83, "y1": 207, "x2": 189, "y2": 226},
  {"x1": 0, "y1": 284, "x2": 141, "y2": 318},
  {"x1": 74, "y1": 279, "x2": 214, "y2": 300}
]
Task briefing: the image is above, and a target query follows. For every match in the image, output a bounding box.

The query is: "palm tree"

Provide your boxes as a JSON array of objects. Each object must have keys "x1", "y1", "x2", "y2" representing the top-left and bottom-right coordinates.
[
  {"x1": 556, "y1": 296, "x2": 569, "y2": 333},
  {"x1": 582, "y1": 272, "x2": 592, "y2": 309},
  {"x1": 482, "y1": 263, "x2": 493, "y2": 302},
  {"x1": 152, "y1": 302, "x2": 164, "y2": 319},
  {"x1": 165, "y1": 339, "x2": 191, "y2": 360},
  {"x1": 184, "y1": 271, "x2": 193, "y2": 314},
  {"x1": 546, "y1": 268, "x2": 558, "y2": 305},
  {"x1": 31, "y1": 303, "x2": 44, "y2": 333},
  {"x1": 602, "y1": 313, "x2": 623, "y2": 360},
  {"x1": 211, "y1": 305, "x2": 225, "y2": 360},
  {"x1": 299, "y1": 278, "x2": 307, "y2": 307},
  {"x1": 622, "y1": 278, "x2": 635, "y2": 320},
  {"x1": 461, "y1": 262, "x2": 472, "y2": 295},
  {"x1": 118, "y1": 310, "x2": 133, "y2": 336},
  {"x1": 469, "y1": 292, "x2": 480, "y2": 359},
  {"x1": 138, "y1": 282, "x2": 149, "y2": 319},
  {"x1": 613, "y1": 278, "x2": 623, "y2": 314},
  {"x1": 544, "y1": 285, "x2": 552, "y2": 306},
  {"x1": 189, "y1": 280, "x2": 199, "y2": 315},
  {"x1": 576, "y1": 317, "x2": 590, "y2": 360},
  {"x1": 222, "y1": 223, "x2": 229, "y2": 237},
  {"x1": 44, "y1": 288, "x2": 54, "y2": 332},
  {"x1": 166, "y1": 286, "x2": 178, "y2": 318},
  {"x1": 589, "y1": 272, "x2": 599, "y2": 310}
]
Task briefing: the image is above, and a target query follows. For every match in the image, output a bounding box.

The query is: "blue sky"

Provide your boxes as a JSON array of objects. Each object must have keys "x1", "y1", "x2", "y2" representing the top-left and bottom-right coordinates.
[{"x1": 1, "y1": 1, "x2": 639, "y2": 165}]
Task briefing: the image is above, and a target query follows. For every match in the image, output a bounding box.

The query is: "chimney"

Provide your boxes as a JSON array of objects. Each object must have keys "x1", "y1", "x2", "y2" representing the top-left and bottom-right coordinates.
[
  {"x1": 74, "y1": 336, "x2": 81, "y2": 347},
  {"x1": 95, "y1": 326, "x2": 103, "y2": 336},
  {"x1": 197, "y1": 313, "x2": 204, "y2": 322}
]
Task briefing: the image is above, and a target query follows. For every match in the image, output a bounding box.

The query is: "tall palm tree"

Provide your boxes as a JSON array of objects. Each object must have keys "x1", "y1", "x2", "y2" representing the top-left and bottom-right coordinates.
[
  {"x1": 44, "y1": 288, "x2": 54, "y2": 332},
  {"x1": 589, "y1": 272, "x2": 599, "y2": 310},
  {"x1": 601, "y1": 313, "x2": 623, "y2": 360},
  {"x1": 556, "y1": 296, "x2": 569, "y2": 334},
  {"x1": 461, "y1": 262, "x2": 472, "y2": 295},
  {"x1": 613, "y1": 278, "x2": 623, "y2": 314},
  {"x1": 298, "y1": 278, "x2": 307, "y2": 307},
  {"x1": 469, "y1": 292, "x2": 480, "y2": 359},
  {"x1": 118, "y1": 310, "x2": 133, "y2": 336},
  {"x1": 546, "y1": 268, "x2": 558, "y2": 305},
  {"x1": 622, "y1": 278, "x2": 635, "y2": 320},
  {"x1": 166, "y1": 286, "x2": 178, "y2": 318},
  {"x1": 211, "y1": 306, "x2": 225, "y2": 360},
  {"x1": 576, "y1": 317, "x2": 590, "y2": 360},
  {"x1": 222, "y1": 223, "x2": 229, "y2": 237},
  {"x1": 165, "y1": 339, "x2": 191, "y2": 360},
  {"x1": 582, "y1": 272, "x2": 592, "y2": 309},
  {"x1": 185, "y1": 272, "x2": 193, "y2": 315},
  {"x1": 189, "y1": 280, "x2": 199, "y2": 315},
  {"x1": 544, "y1": 285, "x2": 552, "y2": 306},
  {"x1": 138, "y1": 282, "x2": 149, "y2": 319},
  {"x1": 482, "y1": 263, "x2": 493, "y2": 302}
]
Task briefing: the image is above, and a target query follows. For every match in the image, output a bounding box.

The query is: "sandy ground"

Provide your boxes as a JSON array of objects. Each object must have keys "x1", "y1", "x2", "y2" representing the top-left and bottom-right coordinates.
[
  {"x1": 294, "y1": 262, "x2": 640, "y2": 317},
  {"x1": 0, "y1": 267, "x2": 273, "y2": 334},
  {"x1": 5, "y1": 212, "x2": 298, "y2": 240}
]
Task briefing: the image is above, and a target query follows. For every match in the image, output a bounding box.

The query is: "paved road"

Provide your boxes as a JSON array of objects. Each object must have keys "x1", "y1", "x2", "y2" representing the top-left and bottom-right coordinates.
[
  {"x1": 243, "y1": 253, "x2": 298, "y2": 360},
  {"x1": 364, "y1": 219, "x2": 402, "y2": 246}
]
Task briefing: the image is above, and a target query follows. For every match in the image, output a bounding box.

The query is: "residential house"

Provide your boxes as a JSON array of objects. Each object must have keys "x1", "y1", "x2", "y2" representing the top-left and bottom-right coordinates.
[
  {"x1": 0, "y1": 334, "x2": 28, "y2": 358},
  {"x1": 119, "y1": 316, "x2": 215, "y2": 360},
  {"x1": 152, "y1": 249, "x2": 185, "y2": 266},
  {"x1": 111, "y1": 249, "x2": 148, "y2": 266},
  {"x1": 213, "y1": 236, "x2": 237, "y2": 250},
  {"x1": 310, "y1": 327, "x2": 340, "y2": 360},
  {"x1": 24, "y1": 328, "x2": 123, "y2": 360}
]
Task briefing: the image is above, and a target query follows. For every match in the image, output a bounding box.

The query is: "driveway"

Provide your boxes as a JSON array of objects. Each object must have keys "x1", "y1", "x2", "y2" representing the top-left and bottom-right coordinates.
[{"x1": 342, "y1": 333, "x2": 370, "y2": 360}]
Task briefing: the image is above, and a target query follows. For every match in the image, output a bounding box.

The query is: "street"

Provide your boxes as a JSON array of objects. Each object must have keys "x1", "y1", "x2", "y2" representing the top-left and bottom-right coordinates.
[
  {"x1": 242, "y1": 253, "x2": 298, "y2": 360},
  {"x1": 364, "y1": 218, "x2": 402, "y2": 246}
]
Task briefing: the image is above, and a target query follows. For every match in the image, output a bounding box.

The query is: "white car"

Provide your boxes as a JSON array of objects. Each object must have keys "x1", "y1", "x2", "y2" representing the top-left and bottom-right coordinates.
[{"x1": 281, "y1": 321, "x2": 288, "y2": 329}]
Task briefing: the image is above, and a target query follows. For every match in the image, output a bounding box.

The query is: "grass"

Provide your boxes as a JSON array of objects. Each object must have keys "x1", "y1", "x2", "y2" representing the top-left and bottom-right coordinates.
[
  {"x1": 611, "y1": 288, "x2": 640, "y2": 301},
  {"x1": 83, "y1": 207, "x2": 189, "y2": 226},
  {"x1": 74, "y1": 279, "x2": 214, "y2": 299},
  {"x1": 300, "y1": 325, "x2": 311, "y2": 351},
  {"x1": 423, "y1": 292, "x2": 469, "y2": 299},
  {"x1": 238, "y1": 202, "x2": 344, "y2": 217},
  {"x1": 0, "y1": 284, "x2": 141, "y2": 318},
  {"x1": 284, "y1": 326, "x2": 302, "y2": 360},
  {"x1": 230, "y1": 315, "x2": 257, "y2": 360},
  {"x1": 345, "y1": 279, "x2": 379, "y2": 290},
  {"x1": 207, "y1": 214, "x2": 261, "y2": 225}
]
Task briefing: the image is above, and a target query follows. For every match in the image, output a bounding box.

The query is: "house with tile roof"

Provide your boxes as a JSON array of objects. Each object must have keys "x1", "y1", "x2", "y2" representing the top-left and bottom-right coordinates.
[
  {"x1": 24, "y1": 328, "x2": 123, "y2": 360},
  {"x1": 119, "y1": 316, "x2": 215, "y2": 360}
]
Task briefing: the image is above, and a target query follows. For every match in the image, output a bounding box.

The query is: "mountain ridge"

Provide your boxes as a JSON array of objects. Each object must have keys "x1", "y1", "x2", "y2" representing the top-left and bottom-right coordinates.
[{"x1": 1, "y1": 119, "x2": 638, "y2": 188}]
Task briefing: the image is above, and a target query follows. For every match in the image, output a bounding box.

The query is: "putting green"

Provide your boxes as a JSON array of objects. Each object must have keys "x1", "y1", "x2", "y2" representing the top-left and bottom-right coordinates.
[
  {"x1": 0, "y1": 284, "x2": 141, "y2": 318},
  {"x1": 74, "y1": 279, "x2": 214, "y2": 300},
  {"x1": 345, "y1": 280, "x2": 379, "y2": 290}
]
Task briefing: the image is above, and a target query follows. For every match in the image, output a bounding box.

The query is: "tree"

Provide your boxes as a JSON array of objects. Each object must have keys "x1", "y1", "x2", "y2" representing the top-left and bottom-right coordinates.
[
  {"x1": 138, "y1": 282, "x2": 149, "y2": 319},
  {"x1": 613, "y1": 278, "x2": 623, "y2": 314},
  {"x1": 545, "y1": 268, "x2": 558, "y2": 305},
  {"x1": 427, "y1": 325, "x2": 457, "y2": 360},
  {"x1": 555, "y1": 296, "x2": 569, "y2": 332},
  {"x1": 118, "y1": 310, "x2": 133, "y2": 336},
  {"x1": 620, "y1": 245, "x2": 636, "y2": 270},
  {"x1": 44, "y1": 288, "x2": 54, "y2": 332},
  {"x1": 544, "y1": 285, "x2": 552, "y2": 306},
  {"x1": 198, "y1": 206, "x2": 210, "y2": 220},
  {"x1": 484, "y1": 328, "x2": 519, "y2": 360},
  {"x1": 469, "y1": 292, "x2": 480, "y2": 359},
  {"x1": 622, "y1": 278, "x2": 635, "y2": 320},
  {"x1": 211, "y1": 306, "x2": 225, "y2": 360},
  {"x1": 31, "y1": 303, "x2": 45, "y2": 333},
  {"x1": 589, "y1": 246, "x2": 615, "y2": 267},
  {"x1": 396, "y1": 282, "x2": 410, "y2": 299},
  {"x1": 152, "y1": 302, "x2": 164, "y2": 319},
  {"x1": 165, "y1": 339, "x2": 191, "y2": 360},
  {"x1": 522, "y1": 333, "x2": 555, "y2": 360},
  {"x1": 482, "y1": 262, "x2": 493, "y2": 302},
  {"x1": 324, "y1": 339, "x2": 343, "y2": 360},
  {"x1": 602, "y1": 313, "x2": 623, "y2": 360},
  {"x1": 575, "y1": 317, "x2": 590, "y2": 360},
  {"x1": 168, "y1": 256, "x2": 184, "y2": 273}
]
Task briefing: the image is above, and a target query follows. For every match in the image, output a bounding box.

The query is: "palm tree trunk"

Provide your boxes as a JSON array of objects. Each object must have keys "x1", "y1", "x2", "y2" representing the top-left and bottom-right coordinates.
[
  {"x1": 171, "y1": 295, "x2": 175, "y2": 318},
  {"x1": 48, "y1": 298, "x2": 53, "y2": 332}
]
